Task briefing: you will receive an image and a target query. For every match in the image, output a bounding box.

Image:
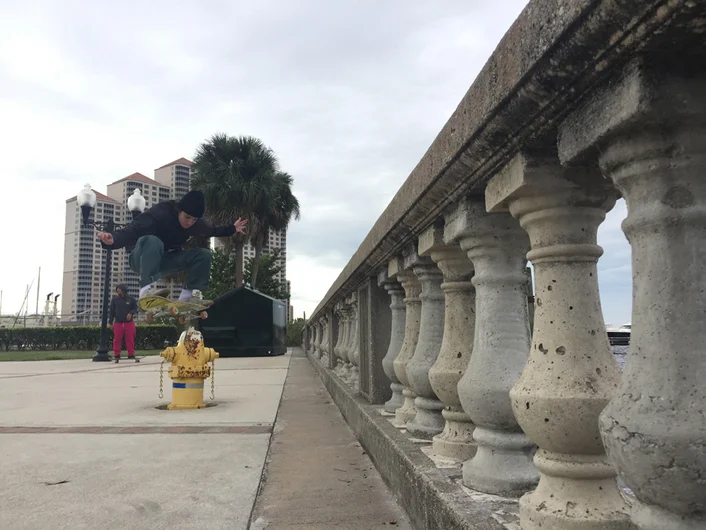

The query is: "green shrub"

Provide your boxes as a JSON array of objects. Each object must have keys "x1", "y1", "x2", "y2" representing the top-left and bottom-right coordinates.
[
  {"x1": 0, "y1": 325, "x2": 179, "y2": 351},
  {"x1": 286, "y1": 319, "x2": 306, "y2": 347}
]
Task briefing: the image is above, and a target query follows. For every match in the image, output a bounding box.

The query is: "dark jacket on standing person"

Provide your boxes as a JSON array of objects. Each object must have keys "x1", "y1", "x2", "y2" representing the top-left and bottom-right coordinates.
[
  {"x1": 102, "y1": 200, "x2": 236, "y2": 253},
  {"x1": 110, "y1": 284, "x2": 138, "y2": 324}
]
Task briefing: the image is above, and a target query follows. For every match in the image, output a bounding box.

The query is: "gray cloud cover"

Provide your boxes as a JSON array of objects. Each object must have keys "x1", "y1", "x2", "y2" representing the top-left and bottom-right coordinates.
[{"x1": 0, "y1": 0, "x2": 632, "y2": 323}]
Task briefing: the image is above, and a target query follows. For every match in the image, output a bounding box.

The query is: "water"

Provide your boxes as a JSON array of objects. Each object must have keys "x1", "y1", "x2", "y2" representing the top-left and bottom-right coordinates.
[{"x1": 612, "y1": 345, "x2": 628, "y2": 371}]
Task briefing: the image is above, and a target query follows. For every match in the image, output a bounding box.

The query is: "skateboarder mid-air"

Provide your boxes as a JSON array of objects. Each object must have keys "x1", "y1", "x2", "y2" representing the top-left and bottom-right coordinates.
[
  {"x1": 109, "y1": 283, "x2": 138, "y2": 362},
  {"x1": 96, "y1": 190, "x2": 247, "y2": 304}
]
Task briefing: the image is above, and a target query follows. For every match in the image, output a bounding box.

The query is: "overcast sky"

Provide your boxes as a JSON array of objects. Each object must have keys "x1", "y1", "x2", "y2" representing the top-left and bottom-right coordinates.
[{"x1": 0, "y1": 0, "x2": 632, "y2": 326}]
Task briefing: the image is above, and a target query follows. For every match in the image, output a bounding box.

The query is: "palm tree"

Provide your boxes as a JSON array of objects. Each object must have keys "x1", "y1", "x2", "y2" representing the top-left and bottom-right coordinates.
[
  {"x1": 249, "y1": 171, "x2": 301, "y2": 288},
  {"x1": 191, "y1": 133, "x2": 278, "y2": 288}
]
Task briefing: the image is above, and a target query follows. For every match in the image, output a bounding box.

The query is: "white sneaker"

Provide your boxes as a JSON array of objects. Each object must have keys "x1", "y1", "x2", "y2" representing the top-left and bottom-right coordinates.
[{"x1": 139, "y1": 286, "x2": 171, "y2": 299}]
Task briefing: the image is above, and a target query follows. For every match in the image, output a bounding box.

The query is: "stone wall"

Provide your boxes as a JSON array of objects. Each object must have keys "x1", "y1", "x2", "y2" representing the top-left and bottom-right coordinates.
[{"x1": 306, "y1": 1, "x2": 706, "y2": 529}]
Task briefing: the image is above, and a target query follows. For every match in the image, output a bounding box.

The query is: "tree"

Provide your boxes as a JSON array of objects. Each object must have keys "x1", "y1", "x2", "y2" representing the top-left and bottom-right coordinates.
[
  {"x1": 202, "y1": 248, "x2": 237, "y2": 301},
  {"x1": 249, "y1": 172, "x2": 300, "y2": 288},
  {"x1": 244, "y1": 249, "x2": 289, "y2": 300},
  {"x1": 191, "y1": 133, "x2": 278, "y2": 288},
  {"x1": 203, "y1": 247, "x2": 289, "y2": 301},
  {"x1": 287, "y1": 318, "x2": 306, "y2": 347}
]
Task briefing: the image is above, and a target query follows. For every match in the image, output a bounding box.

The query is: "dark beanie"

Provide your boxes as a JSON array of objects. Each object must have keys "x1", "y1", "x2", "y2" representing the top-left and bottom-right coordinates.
[{"x1": 178, "y1": 190, "x2": 205, "y2": 218}]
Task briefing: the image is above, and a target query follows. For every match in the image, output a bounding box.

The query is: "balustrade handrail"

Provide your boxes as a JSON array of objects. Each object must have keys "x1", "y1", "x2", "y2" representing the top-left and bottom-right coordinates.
[{"x1": 310, "y1": 0, "x2": 692, "y2": 320}]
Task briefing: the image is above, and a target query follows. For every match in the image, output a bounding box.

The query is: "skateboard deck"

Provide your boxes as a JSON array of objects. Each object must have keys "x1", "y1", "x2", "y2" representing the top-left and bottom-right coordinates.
[
  {"x1": 114, "y1": 356, "x2": 144, "y2": 363},
  {"x1": 139, "y1": 296, "x2": 210, "y2": 325}
]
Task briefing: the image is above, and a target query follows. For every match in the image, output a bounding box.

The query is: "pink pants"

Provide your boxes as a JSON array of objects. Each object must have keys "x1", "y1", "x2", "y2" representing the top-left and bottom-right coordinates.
[{"x1": 113, "y1": 321, "x2": 136, "y2": 357}]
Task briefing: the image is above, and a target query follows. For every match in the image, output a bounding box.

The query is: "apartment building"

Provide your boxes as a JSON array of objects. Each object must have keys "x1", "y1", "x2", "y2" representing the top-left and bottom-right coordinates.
[{"x1": 61, "y1": 159, "x2": 193, "y2": 322}]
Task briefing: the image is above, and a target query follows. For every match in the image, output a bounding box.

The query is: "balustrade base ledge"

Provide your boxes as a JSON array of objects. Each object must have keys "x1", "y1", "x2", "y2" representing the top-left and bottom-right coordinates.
[{"x1": 306, "y1": 349, "x2": 515, "y2": 530}]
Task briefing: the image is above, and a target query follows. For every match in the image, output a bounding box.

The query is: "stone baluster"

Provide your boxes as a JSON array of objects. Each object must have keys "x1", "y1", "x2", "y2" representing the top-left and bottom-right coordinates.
[
  {"x1": 559, "y1": 60, "x2": 706, "y2": 530},
  {"x1": 317, "y1": 321, "x2": 324, "y2": 359},
  {"x1": 335, "y1": 304, "x2": 349, "y2": 378},
  {"x1": 405, "y1": 226, "x2": 447, "y2": 439},
  {"x1": 332, "y1": 305, "x2": 343, "y2": 371},
  {"x1": 390, "y1": 253, "x2": 422, "y2": 425},
  {"x1": 427, "y1": 214, "x2": 477, "y2": 461},
  {"x1": 340, "y1": 299, "x2": 352, "y2": 380},
  {"x1": 320, "y1": 315, "x2": 330, "y2": 366},
  {"x1": 486, "y1": 152, "x2": 630, "y2": 529},
  {"x1": 378, "y1": 270, "x2": 406, "y2": 413},
  {"x1": 307, "y1": 321, "x2": 319, "y2": 357},
  {"x1": 455, "y1": 196, "x2": 539, "y2": 497},
  {"x1": 349, "y1": 292, "x2": 361, "y2": 389}
]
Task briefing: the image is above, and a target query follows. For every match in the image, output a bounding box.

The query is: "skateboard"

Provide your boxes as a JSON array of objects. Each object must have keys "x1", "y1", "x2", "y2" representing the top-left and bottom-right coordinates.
[
  {"x1": 138, "y1": 296, "x2": 210, "y2": 325},
  {"x1": 114, "y1": 356, "x2": 144, "y2": 363}
]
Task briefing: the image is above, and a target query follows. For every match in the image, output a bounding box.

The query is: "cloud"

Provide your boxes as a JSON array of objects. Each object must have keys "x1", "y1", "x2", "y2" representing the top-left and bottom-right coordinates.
[{"x1": 0, "y1": 0, "x2": 633, "y2": 326}]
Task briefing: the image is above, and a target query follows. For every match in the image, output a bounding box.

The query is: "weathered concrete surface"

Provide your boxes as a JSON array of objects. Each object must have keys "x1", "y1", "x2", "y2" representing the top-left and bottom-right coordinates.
[
  {"x1": 249, "y1": 349, "x2": 411, "y2": 530},
  {"x1": 310, "y1": 0, "x2": 704, "y2": 321},
  {"x1": 307, "y1": 350, "x2": 518, "y2": 530},
  {"x1": 0, "y1": 433, "x2": 269, "y2": 530},
  {"x1": 0, "y1": 354, "x2": 291, "y2": 530},
  {"x1": 489, "y1": 155, "x2": 630, "y2": 529},
  {"x1": 0, "y1": 356, "x2": 288, "y2": 427},
  {"x1": 560, "y1": 60, "x2": 706, "y2": 529}
]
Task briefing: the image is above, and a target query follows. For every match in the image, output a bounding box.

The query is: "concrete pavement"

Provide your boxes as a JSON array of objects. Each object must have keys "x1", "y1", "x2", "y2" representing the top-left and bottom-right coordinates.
[
  {"x1": 250, "y1": 350, "x2": 411, "y2": 529},
  {"x1": 0, "y1": 349, "x2": 411, "y2": 529},
  {"x1": 0, "y1": 353, "x2": 289, "y2": 530}
]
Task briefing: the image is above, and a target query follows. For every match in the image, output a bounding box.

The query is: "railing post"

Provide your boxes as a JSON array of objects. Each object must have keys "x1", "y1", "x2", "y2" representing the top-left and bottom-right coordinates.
[
  {"x1": 427, "y1": 216, "x2": 477, "y2": 461},
  {"x1": 486, "y1": 151, "x2": 630, "y2": 530},
  {"x1": 389, "y1": 252, "x2": 422, "y2": 426},
  {"x1": 454, "y1": 196, "x2": 539, "y2": 497},
  {"x1": 560, "y1": 59, "x2": 706, "y2": 530},
  {"x1": 378, "y1": 270, "x2": 406, "y2": 412}
]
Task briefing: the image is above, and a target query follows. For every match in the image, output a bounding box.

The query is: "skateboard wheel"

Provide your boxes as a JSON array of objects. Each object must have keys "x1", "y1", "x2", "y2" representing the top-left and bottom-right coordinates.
[
  {"x1": 178, "y1": 316, "x2": 186, "y2": 325},
  {"x1": 200, "y1": 311, "x2": 208, "y2": 319},
  {"x1": 169, "y1": 307, "x2": 179, "y2": 316}
]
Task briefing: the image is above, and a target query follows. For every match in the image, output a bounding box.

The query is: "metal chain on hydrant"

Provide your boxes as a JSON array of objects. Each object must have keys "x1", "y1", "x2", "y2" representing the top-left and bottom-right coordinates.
[
  {"x1": 159, "y1": 359, "x2": 165, "y2": 399},
  {"x1": 210, "y1": 359, "x2": 216, "y2": 400}
]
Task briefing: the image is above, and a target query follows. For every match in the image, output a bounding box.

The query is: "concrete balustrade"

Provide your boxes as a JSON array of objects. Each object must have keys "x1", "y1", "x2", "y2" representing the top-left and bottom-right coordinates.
[
  {"x1": 333, "y1": 302, "x2": 348, "y2": 378},
  {"x1": 455, "y1": 197, "x2": 538, "y2": 497},
  {"x1": 320, "y1": 315, "x2": 329, "y2": 366},
  {"x1": 303, "y1": 3, "x2": 705, "y2": 528},
  {"x1": 427, "y1": 219, "x2": 476, "y2": 462},
  {"x1": 378, "y1": 271, "x2": 406, "y2": 413},
  {"x1": 390, "y1": 253, "x2": 422, "y2": 426},
  {"x1": 487, "y1": 154, "x2": 629, "y2": 529},
  {"x1": 405, "y1": 228, "x2": 447, "y2": 439},
  {"x1": 559, "y1": 59, "x2": 706, "y2": 530},
  {"x1": 348, "y1": 292, "x2": 361, "y2": 389}
]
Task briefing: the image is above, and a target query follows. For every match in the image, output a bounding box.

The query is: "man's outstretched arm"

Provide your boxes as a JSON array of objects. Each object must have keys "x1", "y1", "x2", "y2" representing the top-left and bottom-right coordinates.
[{"x1": 97, "y1": 212, "x2": 156, "y2": 249}]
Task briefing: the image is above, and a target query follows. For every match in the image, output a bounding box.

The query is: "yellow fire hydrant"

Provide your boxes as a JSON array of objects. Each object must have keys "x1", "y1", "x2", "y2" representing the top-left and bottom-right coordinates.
[{"x1": 160, "y1": 327, "x2": 219, "y2": 410}]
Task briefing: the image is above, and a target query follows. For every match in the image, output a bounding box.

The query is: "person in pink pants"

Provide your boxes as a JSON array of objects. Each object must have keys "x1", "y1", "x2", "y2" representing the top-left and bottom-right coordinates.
[{"x1": 109, "y1": 284, "x2": 138, "y2": 363}]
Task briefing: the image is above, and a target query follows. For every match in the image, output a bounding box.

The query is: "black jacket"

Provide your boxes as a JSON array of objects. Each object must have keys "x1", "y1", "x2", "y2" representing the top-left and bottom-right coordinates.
[
  {"x1": 110, "y1": 285, "x2": 138, "y2": 324},
  {"x1": 104, "y1": 201, "x2": 236, "y2": 252}
]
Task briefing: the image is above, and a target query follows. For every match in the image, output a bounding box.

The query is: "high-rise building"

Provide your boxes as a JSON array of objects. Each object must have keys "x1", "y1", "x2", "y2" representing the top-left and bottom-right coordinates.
[
  {"x1": 62, "y1": 191, "x2": 123, "y2": 323},
  {"x1": 154, "y1": 158, "x2": 193, "y2": 201},
  {"x1": 106, "y1": 173, "x2": 173, "y2": 301},
  {"x1": 61, "y1": 159, "x2": 193, "y2": 323}
]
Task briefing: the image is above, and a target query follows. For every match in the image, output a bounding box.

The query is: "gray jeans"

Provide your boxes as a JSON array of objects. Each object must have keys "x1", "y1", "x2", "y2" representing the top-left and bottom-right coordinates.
[{"x1": 128, "y1": 236, "x2": 212, "y2": 290}]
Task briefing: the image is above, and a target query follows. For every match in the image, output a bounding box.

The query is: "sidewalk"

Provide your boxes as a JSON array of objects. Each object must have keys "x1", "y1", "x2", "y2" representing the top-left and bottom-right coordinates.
[
  {"x1": 249, "y1": 349, "x2": 411, "y2": 529},
  {"x1": 0, "y1": 353, "x2": 289, "y2": 530},
  {"x1": 0, "y1": 349, "x2": 410, "y2": 530}
]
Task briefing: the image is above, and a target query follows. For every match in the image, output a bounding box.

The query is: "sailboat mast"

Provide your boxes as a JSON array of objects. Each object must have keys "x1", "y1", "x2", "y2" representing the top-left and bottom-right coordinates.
[{"x1": 36, "y1": 267, "x2": 41, "y2": 315}]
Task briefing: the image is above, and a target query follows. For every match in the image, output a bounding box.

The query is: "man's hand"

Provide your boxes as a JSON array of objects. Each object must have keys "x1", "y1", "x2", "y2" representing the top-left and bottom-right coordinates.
[
  {"x1": 97, "y1": 232, "x2": 114, "y2": 245},
  {"x1": 235, "y1": 217, "x2": 248, "y2": 235},
  {"x1": 127, "y1": 314, "x2": 133, "y2": 321},
  {"x1": 108, "y1": 323, "x2": 112, "y2": 329}
]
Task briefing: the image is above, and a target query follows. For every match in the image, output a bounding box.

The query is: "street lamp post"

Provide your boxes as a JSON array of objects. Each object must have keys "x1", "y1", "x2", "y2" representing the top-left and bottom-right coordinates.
[{"x1": 77, "y1": 184, "x2": 146, "y2": 362}]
